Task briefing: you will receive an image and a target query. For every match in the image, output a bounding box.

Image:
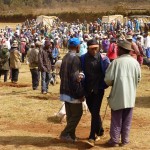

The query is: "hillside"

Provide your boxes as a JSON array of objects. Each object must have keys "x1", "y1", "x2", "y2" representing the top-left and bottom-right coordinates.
[
  {"x1": 0, "y1": 0, "x2": 150, "y2": 22},
  {"x1": 1, "y1": 0, "x2": 150, "y2": 15}
]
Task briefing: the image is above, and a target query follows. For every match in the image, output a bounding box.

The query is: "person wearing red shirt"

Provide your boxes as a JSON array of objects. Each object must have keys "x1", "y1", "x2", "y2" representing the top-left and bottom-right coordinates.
[{"x1": 107, "y1": 38, "x2": 118, "y2": 62}]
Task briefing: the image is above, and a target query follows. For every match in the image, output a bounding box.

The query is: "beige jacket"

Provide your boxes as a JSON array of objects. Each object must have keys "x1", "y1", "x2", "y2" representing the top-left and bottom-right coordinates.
[{"x1": 10, "y1": 48, "x2": 21, "y2": 69}]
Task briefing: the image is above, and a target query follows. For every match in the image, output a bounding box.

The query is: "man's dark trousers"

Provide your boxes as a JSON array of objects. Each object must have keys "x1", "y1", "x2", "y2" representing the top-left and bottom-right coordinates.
[
  {"x1": 60, "y1": 102, "x2": 83, "y2": 140},
  {"x1": 30, "y1": 68, "x2": 40, "y2": 90},
  {"x1": 86, "y1": 89, "x2": 104, "y2": 140},
  {"x1": 11, "y1": 69, "x2": 19, "y2": 82}
]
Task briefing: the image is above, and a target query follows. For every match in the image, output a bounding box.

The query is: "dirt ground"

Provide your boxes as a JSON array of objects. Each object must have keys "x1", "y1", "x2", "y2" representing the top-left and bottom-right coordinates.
[{"x1": 0, "y1": 61, "x2": 149, "y2": 150}]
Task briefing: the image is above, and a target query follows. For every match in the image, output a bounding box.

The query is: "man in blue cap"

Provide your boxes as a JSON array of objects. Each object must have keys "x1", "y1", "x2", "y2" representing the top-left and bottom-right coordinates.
[{"x1": 59, "y1": 37, "x2": 85, "y2": 142}]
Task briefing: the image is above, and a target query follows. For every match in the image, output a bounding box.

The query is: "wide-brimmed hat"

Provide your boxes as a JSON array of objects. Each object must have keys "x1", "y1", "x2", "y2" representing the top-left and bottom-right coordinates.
[
  {"x1": 35, "y1": 41, "x2": 42, "y2": 46},
  {"x1": 137, "y1": 35, "x2": 141, "y2": 39},
  {"x1": 21, "y1": 38, "x2": 26, "y2": 42},
  {"x1": 3, "y1": 44, "x2": 8, "y2": 49},
  {"x1": 110, "y1": 37, "x2": 116, "y2": 42},
  {"x1": 50, "y1": 39, "x2": 54, "y2": 43},
  {"x1": 87, "y1": 39, "x2": 99, "y2": 49},
  {"x1": 134, "y1": 31, "x2": 140, "y2": 35},
  {"x1": 30, "y1": 42, "x2": 35, "y2": 47},
  {"x1": 103, "y1": 35, "x2": 107, "y2": 39},
  {"x1": 12, "y1": 40, "x2": 18, "y2": 44},
  {"x1": 11, "y1": 43, "x2": 18, "y2": 48},
  {"x1": 126, "y1": 35, "x2": 133, "y2": 40},
  {"x1": 118, "y1": 40, "x2": 134, "y2": 51}
]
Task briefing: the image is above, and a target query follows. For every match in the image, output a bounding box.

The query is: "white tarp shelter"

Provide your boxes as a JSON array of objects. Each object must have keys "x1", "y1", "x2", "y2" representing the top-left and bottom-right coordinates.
[
  {"x1": 102, "y1": 15, "x2": 124, "y2": 24},
  {"x1": 129, "y1": 15, "x2": 150, "y2": 24},
  {"x1": 36, "y1": 15, "x2": 58, "y2": 27}
]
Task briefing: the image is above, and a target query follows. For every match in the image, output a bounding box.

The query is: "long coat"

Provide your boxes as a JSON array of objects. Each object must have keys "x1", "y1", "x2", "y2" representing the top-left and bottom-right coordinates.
[
  {"x1": 10, "y1": 48, "x2": 21, "y2": 69},
  {"x1": 0, "y1": 48, "x2": 10, "y2": 71},
  {"x1": 104, "y1": 54, "x2": 141, "y2": 111}
]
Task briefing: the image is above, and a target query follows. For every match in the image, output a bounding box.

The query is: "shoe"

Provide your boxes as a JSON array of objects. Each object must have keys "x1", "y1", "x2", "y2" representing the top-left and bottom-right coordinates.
[
  {"x1": 59, "y1": 135, "x2": 74, "y2": 142},
  {"x1": 74, "y1": 137, "x2": 80, "y2": 142},
  {"x1": 120, "y1": 143, "x2": 128, "y2": 147},
  {"x1": 13, "y1": 81, "x2": 18, "y2": 84},
  {"x1": 104, "y1": 140, "x2": 119, "y2": 147},
  {"x1": 95, "y1": 136, "x2": 101, "y2": 142},
  {"x1": 86, "y1": 139, "x2": 95, "y2": 147},
  {"x1": 33, "y1": 87, "x2": 38, "y2": 90},
  {"x1": 42, "y1": 91, "x2": 47, "y2": 94}
]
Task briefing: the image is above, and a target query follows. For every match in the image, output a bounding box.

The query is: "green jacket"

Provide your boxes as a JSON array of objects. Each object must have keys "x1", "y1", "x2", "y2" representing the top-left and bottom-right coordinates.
[{"x1": 0, "y1": 48, "x2": 10, "y2": 71}]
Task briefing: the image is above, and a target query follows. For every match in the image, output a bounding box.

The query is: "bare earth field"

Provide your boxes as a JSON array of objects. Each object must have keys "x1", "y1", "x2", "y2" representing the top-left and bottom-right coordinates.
[
  {"x1": 0, "y1": 22, "x2": 150, "y2": 150},
  {"x1": 0, "y1": 59, "x2": 149, "y2": 150}
]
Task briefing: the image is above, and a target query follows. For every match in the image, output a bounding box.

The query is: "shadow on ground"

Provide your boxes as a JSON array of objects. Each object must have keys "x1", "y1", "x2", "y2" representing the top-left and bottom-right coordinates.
[
  {"x1": 0, "y1": 82, "x2": 31, "y2": 88},
  {"x1": 136, "y1": 96, "x2": 150, "y2": 108},
  {"x1": 0, "y1": 90, "x2": 28, "y2": 96},
  {"x1": 0, "y1": 136, "x2": 93, "y2": 149},
  {"x1": 47, "y1": 116, "x2": 62, "y2": 124}
]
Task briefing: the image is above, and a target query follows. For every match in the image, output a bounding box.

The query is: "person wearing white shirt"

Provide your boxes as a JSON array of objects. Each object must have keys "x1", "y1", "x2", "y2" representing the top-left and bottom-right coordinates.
[
  {"x1": 5, "y1": 37, "x2": 11, "y2": 50},
  {"x1": 144, "y1": 32, "x2": 150, "y2": 59}
]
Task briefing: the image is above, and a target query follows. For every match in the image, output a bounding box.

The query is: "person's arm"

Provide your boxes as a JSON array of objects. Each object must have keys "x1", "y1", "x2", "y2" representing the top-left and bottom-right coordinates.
[
  {"x1": 137, "y1": 63, "x2": 141, "y2": 83},
  {"x1": 38, "y1": 51, "x2": 46, "y2": 72},
  {"x1": 70, "y1": 56, "x2": 81, "y2": 82},
  {"x1": 104, "y1": 61, "x2": 115, "y2": 86}
]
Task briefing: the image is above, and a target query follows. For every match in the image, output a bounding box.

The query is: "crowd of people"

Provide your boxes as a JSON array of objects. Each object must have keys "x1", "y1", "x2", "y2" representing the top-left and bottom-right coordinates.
[{"x1": 0, "y1": 16, "x2": 149, "y2": 147}]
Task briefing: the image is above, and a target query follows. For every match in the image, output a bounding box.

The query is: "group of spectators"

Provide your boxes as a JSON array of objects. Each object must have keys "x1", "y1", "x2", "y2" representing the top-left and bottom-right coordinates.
[{"x1": 0, "y1": 16, "x2": 149, "y2": 147}]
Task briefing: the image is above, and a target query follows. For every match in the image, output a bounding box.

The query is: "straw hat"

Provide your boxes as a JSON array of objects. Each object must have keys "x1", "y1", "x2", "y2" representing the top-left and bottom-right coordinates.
[
  {"x1": 11, "y1": 43, "x2": 18, "y2": 48},
  {"x1": 126, "y1": 35, "x2": 133, "y2": 40}
]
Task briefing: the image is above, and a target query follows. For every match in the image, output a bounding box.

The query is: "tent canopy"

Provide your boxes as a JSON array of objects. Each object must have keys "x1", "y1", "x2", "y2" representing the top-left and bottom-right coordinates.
[
  {"x1": 36, "y1": 15, "x2": 58, "y2": 27},
  {"x1": 129, "y1": 15, "x2": 150, "y2": 23},
  {"x1": 102, "y1": 15, "x2": 124, "y2": 24}
]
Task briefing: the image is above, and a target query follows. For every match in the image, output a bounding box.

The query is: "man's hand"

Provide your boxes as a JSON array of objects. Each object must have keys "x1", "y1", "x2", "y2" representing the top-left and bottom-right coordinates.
[{"x1": 76, "y1": 72, "x2": 85, "y2": 82}]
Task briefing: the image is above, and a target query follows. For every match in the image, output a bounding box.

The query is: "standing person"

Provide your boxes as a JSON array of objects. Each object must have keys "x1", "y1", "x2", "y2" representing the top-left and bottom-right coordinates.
[
  {"x1": 0, "y1": 45, "x2": 10, "y2": 82},
  {"x1": 104, "y1": 40, "x2": 141, "y2": 147},
  {"x1": 79, "y1": 37, "x2": 87, "y2": 56},
  {"x1": 59, "y1": 38, "x2": 84, "y2": 142},
  {"x1": 27, "y1": 42, "x2": 41, "y2": 90},
  {"x1": 20, "y1": 38, "x2": 26, "y2": 63},
  {"x1": 126, "y1": 35, "x2": 140, "y2": 60},
  {"x1": 102, "y1": 36, "x2": 110, "y2": 53},
  {"x1": 144, "y1": 32, "x2": 150, "y2": 59},
  {"x1": 80, "y1": 39, "x2": 110, "y2": 147},
  {"x1": 10, "y1": 42, "x2": 21, "y2": 83},
  {"x1": 107, "y1": 38, "x2": 118, "y2": 62},
  {"x1": 136, "y1": 36, "x2": 144, "y2": 65},
  {"x1": 50, "y1": 40, "x2": 59, "y2": 72},
  {"x1": 38, "y1": 40, "x2": 51, "y2": 94}
]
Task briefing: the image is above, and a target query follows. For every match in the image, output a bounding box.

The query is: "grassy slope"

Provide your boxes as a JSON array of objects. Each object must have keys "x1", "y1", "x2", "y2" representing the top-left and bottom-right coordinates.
[{"x1": 1, "y1": 0, "x2": 150, "y2": 15}]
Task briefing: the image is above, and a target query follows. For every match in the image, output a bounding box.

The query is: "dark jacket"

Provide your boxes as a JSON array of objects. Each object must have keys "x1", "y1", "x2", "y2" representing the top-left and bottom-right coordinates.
[
  {"x1": 38, "y1": 48, "x2": 51, "y2": 72},
  {"x1": 80, "y1": 52, "x2": 110, "y2": 95},
  {"x1": 60, "y1": 52, "x2": 84, "y2": 99}
]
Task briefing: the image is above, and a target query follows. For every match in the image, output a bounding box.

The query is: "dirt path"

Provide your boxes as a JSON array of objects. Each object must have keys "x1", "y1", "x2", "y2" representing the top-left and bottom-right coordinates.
[{"x1": 0, "y1": 65, "x2": 149, "y2": 150}]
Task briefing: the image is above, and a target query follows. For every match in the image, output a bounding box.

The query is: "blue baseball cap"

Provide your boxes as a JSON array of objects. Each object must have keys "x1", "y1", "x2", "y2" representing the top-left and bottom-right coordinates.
[{"x1": 68, "y1": 38, "x2": 80, "y2": 47}]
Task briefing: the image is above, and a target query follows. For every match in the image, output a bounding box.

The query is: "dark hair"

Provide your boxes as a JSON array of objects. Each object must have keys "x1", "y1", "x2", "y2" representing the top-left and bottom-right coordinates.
[{"x1": 119, "y1": 46, "x2": 130, "y2": 54}]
